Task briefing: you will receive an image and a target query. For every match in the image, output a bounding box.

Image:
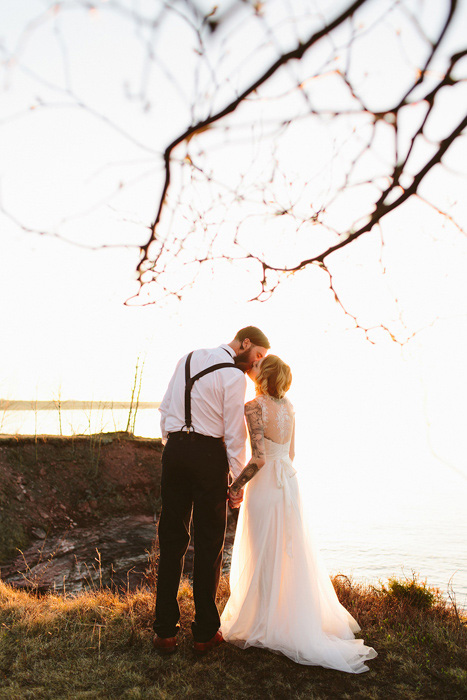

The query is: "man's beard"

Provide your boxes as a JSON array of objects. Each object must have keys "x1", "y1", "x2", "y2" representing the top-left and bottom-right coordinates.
[{"x1": 234, "y1": 348, "x2": 254, "y2": 373}]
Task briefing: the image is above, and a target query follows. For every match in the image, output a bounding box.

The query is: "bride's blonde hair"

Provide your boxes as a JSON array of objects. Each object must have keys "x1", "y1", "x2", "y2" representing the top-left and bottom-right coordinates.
[{"x1": 255, "y1": 355, "x2": 292, "y2": 399}]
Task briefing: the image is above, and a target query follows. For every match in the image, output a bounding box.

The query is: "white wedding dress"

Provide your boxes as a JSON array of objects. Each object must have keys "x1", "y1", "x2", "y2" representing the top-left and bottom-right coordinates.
[{"x1": 221, "y1": 395, "x2": 377, "y2": 673}]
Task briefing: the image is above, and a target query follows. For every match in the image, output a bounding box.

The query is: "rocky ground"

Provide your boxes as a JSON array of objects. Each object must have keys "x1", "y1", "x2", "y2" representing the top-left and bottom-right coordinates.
[{"x1": 0, "y1": 433, "x2": 237, "y2": 594}]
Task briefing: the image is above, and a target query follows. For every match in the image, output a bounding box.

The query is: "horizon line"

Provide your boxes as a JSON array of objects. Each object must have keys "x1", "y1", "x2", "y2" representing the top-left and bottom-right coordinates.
[{"x1": 0, "y1": 400, "x2": 161, "y2": 411}]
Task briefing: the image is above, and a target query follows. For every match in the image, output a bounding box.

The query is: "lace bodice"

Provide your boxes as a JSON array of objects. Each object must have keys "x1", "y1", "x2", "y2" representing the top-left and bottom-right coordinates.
[
  {"x1": 254, "y1": 394, "x2": 294, "y2": 445},
  {"x1": 245, "y1": 394, "x2": 295, "y2": 464}
]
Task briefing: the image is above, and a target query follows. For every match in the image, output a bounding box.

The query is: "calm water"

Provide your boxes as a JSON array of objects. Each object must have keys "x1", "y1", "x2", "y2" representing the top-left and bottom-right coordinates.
[
  {"x1": 294, "y1": 429, "x2": 467, "y2": 609},
  {"x1": 2, "y1": 405, "x2": 466, "y2": 607},
  {"x1": 0, "y1": 406, "x2": 160, "y2": 440}
]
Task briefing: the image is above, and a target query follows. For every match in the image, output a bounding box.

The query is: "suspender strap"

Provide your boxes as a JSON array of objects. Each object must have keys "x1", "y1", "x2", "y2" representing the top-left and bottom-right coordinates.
[
  {"x1": 184, "y1": 351, "x2": 195, "y2": 431},
  {"x1": 190, "y1": 363, "x2": 240, "y2": 383},
  {"x1": 184, "y1": 351, "x2": 243, "y2": 432}
]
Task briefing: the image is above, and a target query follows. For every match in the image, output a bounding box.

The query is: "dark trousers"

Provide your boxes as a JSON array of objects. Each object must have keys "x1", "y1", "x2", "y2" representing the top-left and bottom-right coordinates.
[{"x1": 153, "y1": 432, "x2": 229, "y2": 642}]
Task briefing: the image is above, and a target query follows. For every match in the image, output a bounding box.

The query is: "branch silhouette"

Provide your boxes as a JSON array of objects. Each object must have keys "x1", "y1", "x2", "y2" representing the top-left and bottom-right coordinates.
[
  {"x1": 132, "y1": 0, "x2": 466, "y2": 310},
  {"x1": 136, "y1": 0, "x2": 369, "y2": 285},
  {"x1": 1, "y1": 0, "x2": 466, "y2": 336}
]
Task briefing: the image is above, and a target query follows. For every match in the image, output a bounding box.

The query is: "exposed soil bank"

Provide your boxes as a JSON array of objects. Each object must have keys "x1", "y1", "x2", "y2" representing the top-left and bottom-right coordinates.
[{"x1": 0, "y1": 433, "x2": 237, "y2": 593}]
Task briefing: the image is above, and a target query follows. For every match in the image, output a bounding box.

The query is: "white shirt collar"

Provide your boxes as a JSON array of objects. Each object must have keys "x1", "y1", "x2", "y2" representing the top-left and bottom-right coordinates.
[{"x1": 221, "y1": 344, "x2": 235, "y2": 359}]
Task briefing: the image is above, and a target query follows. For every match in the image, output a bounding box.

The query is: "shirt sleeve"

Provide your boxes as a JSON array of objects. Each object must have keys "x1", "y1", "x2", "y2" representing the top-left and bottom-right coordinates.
[
  {"x1": 223, "y1": 371, "x2": 247, "y2": 480},
  {"x1": 159, "y1": 355, "x2": 185, "y2": 442}
]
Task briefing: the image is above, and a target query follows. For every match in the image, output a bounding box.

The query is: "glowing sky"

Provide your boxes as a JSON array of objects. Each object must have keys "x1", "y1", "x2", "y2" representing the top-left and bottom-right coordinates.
[{"x1": 1, "y1": 0, "x2": 466, "y2": 481}]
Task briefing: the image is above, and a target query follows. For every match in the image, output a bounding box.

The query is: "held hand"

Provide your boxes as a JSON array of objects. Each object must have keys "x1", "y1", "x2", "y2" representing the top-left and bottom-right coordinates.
[{"x1": 228, "y1": 487, "x2": 244, "y2": 509}]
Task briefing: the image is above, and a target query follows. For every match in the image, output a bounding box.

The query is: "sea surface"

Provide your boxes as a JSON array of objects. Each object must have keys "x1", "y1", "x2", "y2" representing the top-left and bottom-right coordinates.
[
  {"x1": 294, "y1": 428, "x2": 467, "y2": 610},
  {"x1": 2, "y1": 404, "x2": 466, "y2": 608},
  {"x1": 0, "y1": 404, "x2": 160, "y2": 440}
]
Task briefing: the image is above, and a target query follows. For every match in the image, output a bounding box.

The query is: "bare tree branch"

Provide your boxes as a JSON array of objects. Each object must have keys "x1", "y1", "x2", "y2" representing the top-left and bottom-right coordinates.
[
  {"x1": 2, "y1": 0, "x2": 466, "y2": 342},
  {"x1": 136, "y1": 0, "x2": 369, "y2": 284}
]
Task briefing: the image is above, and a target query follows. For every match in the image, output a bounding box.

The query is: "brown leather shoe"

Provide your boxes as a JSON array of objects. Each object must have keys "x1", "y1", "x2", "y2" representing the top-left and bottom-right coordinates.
[
  {"x1": 193, "y1": 630, "x2": 224, "y2": 655},
  {"x1": 153, "y1": 634, "x2": 178, "y2": 655}
]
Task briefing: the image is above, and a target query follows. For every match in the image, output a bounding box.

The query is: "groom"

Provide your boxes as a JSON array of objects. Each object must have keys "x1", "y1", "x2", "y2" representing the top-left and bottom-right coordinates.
[{"x1": 153, "y1": 326, "x2": 270, "y2": 654}]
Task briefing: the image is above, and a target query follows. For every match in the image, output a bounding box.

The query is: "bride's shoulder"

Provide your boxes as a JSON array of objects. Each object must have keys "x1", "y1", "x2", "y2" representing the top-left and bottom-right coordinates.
[
  {"x1": 245, "y1": 396, "x2": 262, "y2": 410},
  {"x1": 244, "y1": 398, "x2": 264, "y2": 421}
]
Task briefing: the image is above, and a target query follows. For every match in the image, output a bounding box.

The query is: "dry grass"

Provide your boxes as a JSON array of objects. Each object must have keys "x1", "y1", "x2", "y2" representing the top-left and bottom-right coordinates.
[{"x1": 0, "y1": 574, "x2": 466, "y2": 699}]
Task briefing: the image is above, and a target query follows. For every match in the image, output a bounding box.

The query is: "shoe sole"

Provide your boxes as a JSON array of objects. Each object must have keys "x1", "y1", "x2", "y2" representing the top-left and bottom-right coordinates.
[
  {"x1": 153, "y1": 637, "x2": 178, "y2": 655},
  {"x1": 193, "y1": 641, "x2": 224, "y2": 655},
  {"x1": 154, "y1": 645, "x2": 178, "y2": 655}
]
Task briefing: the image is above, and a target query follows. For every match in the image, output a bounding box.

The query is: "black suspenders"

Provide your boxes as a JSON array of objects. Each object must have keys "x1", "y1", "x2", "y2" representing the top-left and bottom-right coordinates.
[{"x1": 183, "y1": 349, "x2": 243, "y2": 433}]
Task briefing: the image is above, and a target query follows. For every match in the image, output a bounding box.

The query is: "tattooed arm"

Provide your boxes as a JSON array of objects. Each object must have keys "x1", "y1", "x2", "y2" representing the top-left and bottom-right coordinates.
[
  {"x1": 229, "y1": 462, "x2": 261, "y2": 495},
  {"x1": 229, "y1": 400, "x2": 266, "y2": 505}
]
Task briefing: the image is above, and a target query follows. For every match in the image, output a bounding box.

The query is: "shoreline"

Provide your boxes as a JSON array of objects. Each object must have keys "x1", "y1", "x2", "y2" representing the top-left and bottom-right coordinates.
[{"x1": 0, "y1": 433, "x2": 465, "y2": 609}]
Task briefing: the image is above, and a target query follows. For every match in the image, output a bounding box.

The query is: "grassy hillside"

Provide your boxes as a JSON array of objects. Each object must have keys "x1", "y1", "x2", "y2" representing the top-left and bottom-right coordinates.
[{"x1": 0, "y1": 574, "x2": 465, "y2": 699}]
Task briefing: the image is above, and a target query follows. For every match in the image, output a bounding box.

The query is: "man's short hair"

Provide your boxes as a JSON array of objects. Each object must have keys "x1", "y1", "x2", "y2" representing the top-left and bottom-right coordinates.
[{"x1": 234, "y1": 326, "x2": 270, "y2": 349}]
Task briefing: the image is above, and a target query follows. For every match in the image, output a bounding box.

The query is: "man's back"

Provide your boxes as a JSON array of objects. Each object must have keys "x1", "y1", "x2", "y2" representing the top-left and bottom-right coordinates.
[{"x1": 159, "y1": 344, "x2": 247, "y2": 478}]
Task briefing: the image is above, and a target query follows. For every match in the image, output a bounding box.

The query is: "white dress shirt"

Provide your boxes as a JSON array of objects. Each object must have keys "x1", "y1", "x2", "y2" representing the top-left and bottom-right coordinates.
[{"x1": 159, "y1": 344, "x2": 247, "y2": 479}]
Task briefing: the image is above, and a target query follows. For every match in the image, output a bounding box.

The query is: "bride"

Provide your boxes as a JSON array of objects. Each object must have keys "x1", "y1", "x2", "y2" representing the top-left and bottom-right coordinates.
[{"x1": 221, "y1": 355, "x2": 377, "y2": 674}]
